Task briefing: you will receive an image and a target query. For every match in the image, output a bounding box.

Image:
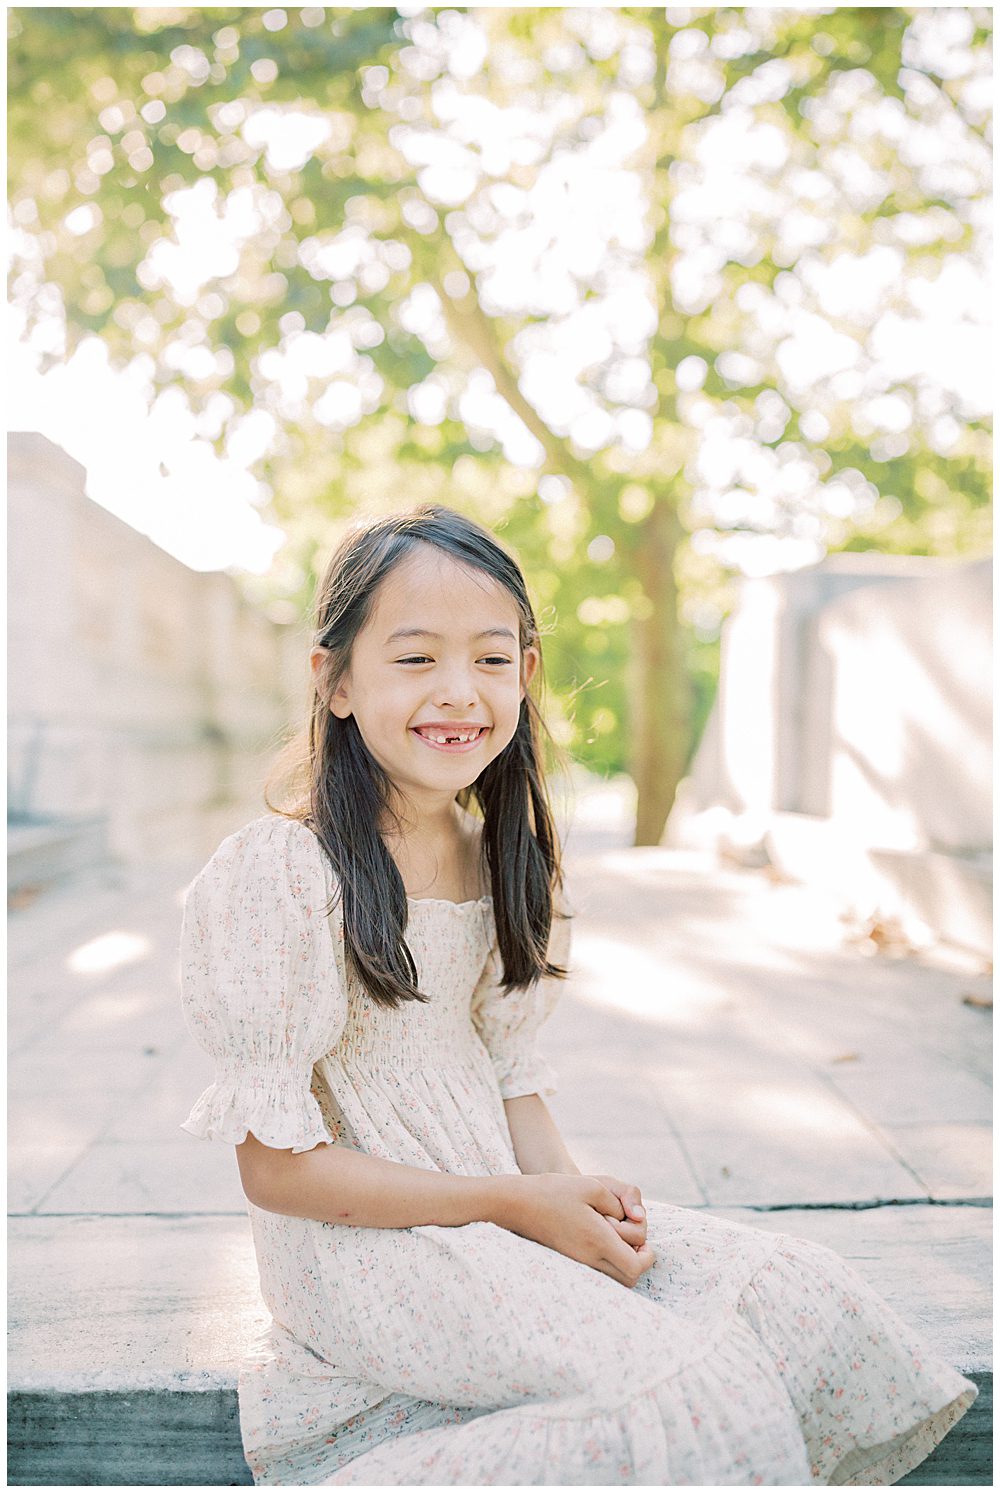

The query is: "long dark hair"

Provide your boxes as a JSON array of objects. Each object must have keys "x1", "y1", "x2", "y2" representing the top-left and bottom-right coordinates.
[{"x1": 265, "y1": 504, "x2": 572, "y2": 1009}]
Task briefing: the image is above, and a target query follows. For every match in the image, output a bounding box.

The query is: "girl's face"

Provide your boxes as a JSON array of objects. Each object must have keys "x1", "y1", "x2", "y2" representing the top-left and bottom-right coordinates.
[{"x1": 312, "y1": 545, "x2": 539, "y2": 828}]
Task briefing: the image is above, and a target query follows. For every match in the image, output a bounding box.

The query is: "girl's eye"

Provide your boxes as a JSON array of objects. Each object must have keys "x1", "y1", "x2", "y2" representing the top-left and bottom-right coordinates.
[{"x1": 396, "y1": 656, "x2": 511, "y2": 666}]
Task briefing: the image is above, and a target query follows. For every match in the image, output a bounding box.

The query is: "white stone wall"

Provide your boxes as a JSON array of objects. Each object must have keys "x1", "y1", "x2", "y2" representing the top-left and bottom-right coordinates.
[
  {"x1": 815, "y1": 559, "x2": 991, "y2": 854},
  {"x1": 8, "y1": 432, "x2": 310, "y2": 865},
  {"x1": 668, "y1": 550, "x2": 992, "y2": 951}
]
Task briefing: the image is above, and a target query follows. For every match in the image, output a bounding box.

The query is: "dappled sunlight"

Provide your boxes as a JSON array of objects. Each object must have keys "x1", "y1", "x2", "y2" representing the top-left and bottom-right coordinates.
[
  {"x1": 61, "y1": 990, "x2": 156, "y2": 1029},
  {"x1": 574, "y1": 931, "x2": 737, "y2": 1026},
  {"x1": 67, "y1": 930, "x2": 150, "y2": 976},
  {"x1": 724, "y1": 887, "x2": 855, "y2": 959},
  {"x1": 740, "y1": 1083, "x2": 865, "y2": 1136}
]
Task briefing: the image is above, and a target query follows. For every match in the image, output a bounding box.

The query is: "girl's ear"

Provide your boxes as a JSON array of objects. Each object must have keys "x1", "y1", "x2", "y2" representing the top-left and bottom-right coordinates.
[
  {"x1": 521, "y1": 645, "x2": 540, "y2": 696},
  {"x1": 329, "y1": 684, "x2": 352, "y2": 719},
  {"x1": 310, "y1": 647, "x2": 352, "y2": 717}
]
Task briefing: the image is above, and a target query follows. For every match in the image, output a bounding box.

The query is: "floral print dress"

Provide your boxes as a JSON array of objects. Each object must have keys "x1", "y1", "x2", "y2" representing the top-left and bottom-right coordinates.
[{"x1": 180, "y1": 814, "x2": 977, "y2": 1486}]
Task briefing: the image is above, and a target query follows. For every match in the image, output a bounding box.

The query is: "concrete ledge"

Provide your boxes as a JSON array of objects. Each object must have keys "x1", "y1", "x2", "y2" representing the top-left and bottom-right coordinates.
[
  {"x1": 8, "y1": 1390, "x2": 252, "y2": 1487},
  {"x1": 7, "y1": 1215, "x2": 260, "y2": 1486},
  {"x1": 8, "y1": 1376, "x2": 990, "y2": 1488},
  {"x1": 7, "y1": 1207, "x2": 990, "y2": 1486}
]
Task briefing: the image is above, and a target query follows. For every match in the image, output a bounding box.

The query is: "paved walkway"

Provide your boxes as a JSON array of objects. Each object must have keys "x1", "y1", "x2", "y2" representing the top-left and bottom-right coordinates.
[
  {"x1": 9, "y1": 800, "x2": 992, "y2": 1221},
  {"x1": 7, "y1": 794, "x2": 992, "y2": 1482}
]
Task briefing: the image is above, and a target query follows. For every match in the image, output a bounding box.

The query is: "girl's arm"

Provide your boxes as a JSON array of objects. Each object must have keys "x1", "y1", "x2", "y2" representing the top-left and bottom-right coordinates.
[
  {"x1": 239, "y1": 1104, "x2": 582, "y2": 1220},
  {"x1": 237, "y1": 1132, "x2": 520, "y2": 1228},
  {"x1": 239, "y1": 1131, "x2": 654, "y2": 1288},
  {"x1": 503, "y1": 1093, "x2": 581, "y2": 1176}
]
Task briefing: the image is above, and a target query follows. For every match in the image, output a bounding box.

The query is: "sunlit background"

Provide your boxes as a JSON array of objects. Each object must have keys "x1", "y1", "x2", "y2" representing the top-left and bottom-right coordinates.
[
  {"x1": 7, "y1": 4, "x2": 992, "y2": 949},
  {"x1": 7, "y1": 22, "x2": 993, "y2": 1470}
]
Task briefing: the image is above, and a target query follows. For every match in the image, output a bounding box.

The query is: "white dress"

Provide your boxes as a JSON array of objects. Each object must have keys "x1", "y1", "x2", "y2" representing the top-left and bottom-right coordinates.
[{"x1": 180, "y1": 814, "x2": 977, "y2": 1486}]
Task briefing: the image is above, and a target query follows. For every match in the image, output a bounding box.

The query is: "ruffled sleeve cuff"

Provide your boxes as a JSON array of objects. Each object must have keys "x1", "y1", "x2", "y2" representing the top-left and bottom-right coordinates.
[
  {"x1": 492, "y1": 1050, "x2": 559, "y2": 1101},
  {"x1": 179, "y1": 1061, "x2": 335, "y2": 1154}
]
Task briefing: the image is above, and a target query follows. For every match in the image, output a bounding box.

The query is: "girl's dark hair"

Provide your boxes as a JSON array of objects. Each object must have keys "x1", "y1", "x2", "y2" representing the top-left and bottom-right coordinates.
[{"x1": 264, "y1": 504, "x2": 572, "y2": 1009}]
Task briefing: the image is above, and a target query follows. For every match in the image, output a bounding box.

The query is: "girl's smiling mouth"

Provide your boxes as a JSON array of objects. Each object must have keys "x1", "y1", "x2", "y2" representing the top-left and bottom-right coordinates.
[{"x1": 410, "y1": 725, "x2": 490, "y2": 752}]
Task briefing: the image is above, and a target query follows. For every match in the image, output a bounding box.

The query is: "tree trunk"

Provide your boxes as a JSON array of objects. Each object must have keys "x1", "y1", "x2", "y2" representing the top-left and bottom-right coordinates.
[{"x1": 626, "y1": 501, "x2": 691, "y2": 847}]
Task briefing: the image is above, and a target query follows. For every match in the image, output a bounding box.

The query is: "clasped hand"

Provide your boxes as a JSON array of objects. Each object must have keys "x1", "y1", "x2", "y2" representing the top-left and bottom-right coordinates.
[
  {"x1": 579, "y1": 1171, "x2": 656, "y2": 1288},
  {"x1": 593, "y1": 1172, "x2": 648, "y2": 1252},
  {"x1": 509, "y1": 1171, "x2": 655, "y2": 1289}
]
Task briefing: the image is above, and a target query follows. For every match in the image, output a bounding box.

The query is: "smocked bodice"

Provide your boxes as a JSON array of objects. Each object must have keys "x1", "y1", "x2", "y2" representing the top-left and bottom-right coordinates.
[{"x1": 330, "y1": 896, "x2": 496, "y2": 1072}]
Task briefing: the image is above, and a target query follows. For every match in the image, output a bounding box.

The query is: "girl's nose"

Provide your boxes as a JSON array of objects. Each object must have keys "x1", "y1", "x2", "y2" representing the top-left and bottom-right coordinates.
[
  {"x1": 433, "y1": 689, "x2": 478, "y2": 710},
  {"x1": 432, "y1": 668, "x2": 479, "y2": 710}
]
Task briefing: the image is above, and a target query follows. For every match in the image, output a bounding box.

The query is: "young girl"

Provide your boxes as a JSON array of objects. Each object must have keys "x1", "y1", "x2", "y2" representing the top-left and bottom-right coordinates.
[{"x1": 180, "y1": 505, "x2": 977, "y2": 1486}]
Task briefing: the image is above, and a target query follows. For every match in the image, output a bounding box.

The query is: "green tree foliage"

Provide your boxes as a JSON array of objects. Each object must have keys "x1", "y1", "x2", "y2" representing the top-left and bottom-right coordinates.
[{"x1": 8, "y1": 6, "x2": 991, "y2": 841}]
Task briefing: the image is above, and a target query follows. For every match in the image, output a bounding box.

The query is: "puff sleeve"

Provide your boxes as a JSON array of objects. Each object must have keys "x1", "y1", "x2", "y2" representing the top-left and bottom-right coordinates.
[
  {"x1": 470, "y1": 888, "x2": 573, "y2": 1101},
  {"x1": 179, "y1": 815, "x2": 347, "y2": 1153}
]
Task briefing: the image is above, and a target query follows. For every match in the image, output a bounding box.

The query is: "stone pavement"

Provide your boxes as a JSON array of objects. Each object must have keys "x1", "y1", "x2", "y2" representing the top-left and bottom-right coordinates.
[{"x1": 8, "y1": 794, "x2": 993, "y2": 1484}]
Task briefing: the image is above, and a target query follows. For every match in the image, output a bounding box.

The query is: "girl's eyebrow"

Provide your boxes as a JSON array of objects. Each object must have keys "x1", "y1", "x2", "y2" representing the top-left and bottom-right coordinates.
[{"x1": 384, "y1": 627, "x2": 517, "y2": 644}]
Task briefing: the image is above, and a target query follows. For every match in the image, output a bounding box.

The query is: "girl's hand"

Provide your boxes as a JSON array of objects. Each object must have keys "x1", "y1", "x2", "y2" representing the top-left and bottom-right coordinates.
[
  {"x1": 500, "y1": 1173, "x2": 656, "y2": 1289},
  {"x1": 591, "y1": 1173, "x2": 647, "y2": 1252}
]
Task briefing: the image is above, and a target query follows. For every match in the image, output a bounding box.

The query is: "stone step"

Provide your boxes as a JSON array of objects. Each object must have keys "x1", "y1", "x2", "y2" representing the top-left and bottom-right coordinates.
[
  {"x1": 8, "y1": 1390, "x2": 252, "y2": 1487},
  {"x1": 7, "y1": 1206, "x2": 991, "y2": 1486},
  {"x1": 869, "y1": 844, "x2": 993, "y2": 960},
  {"x1": 764, "y1": 810, "x2": 992, "y2": 959},
  {"x1": 10, "y1": 1377, "x2": 989, "y2": 1488}
]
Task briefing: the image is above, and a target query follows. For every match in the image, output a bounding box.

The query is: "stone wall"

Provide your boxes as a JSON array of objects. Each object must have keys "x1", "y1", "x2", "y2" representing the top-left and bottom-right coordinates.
[
  {"x1": 7, "y1": 431, "x2": 310, "y2": 867},
  {"x1": 668, "y1": 551, "x2": 992, "y2": 954}
]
